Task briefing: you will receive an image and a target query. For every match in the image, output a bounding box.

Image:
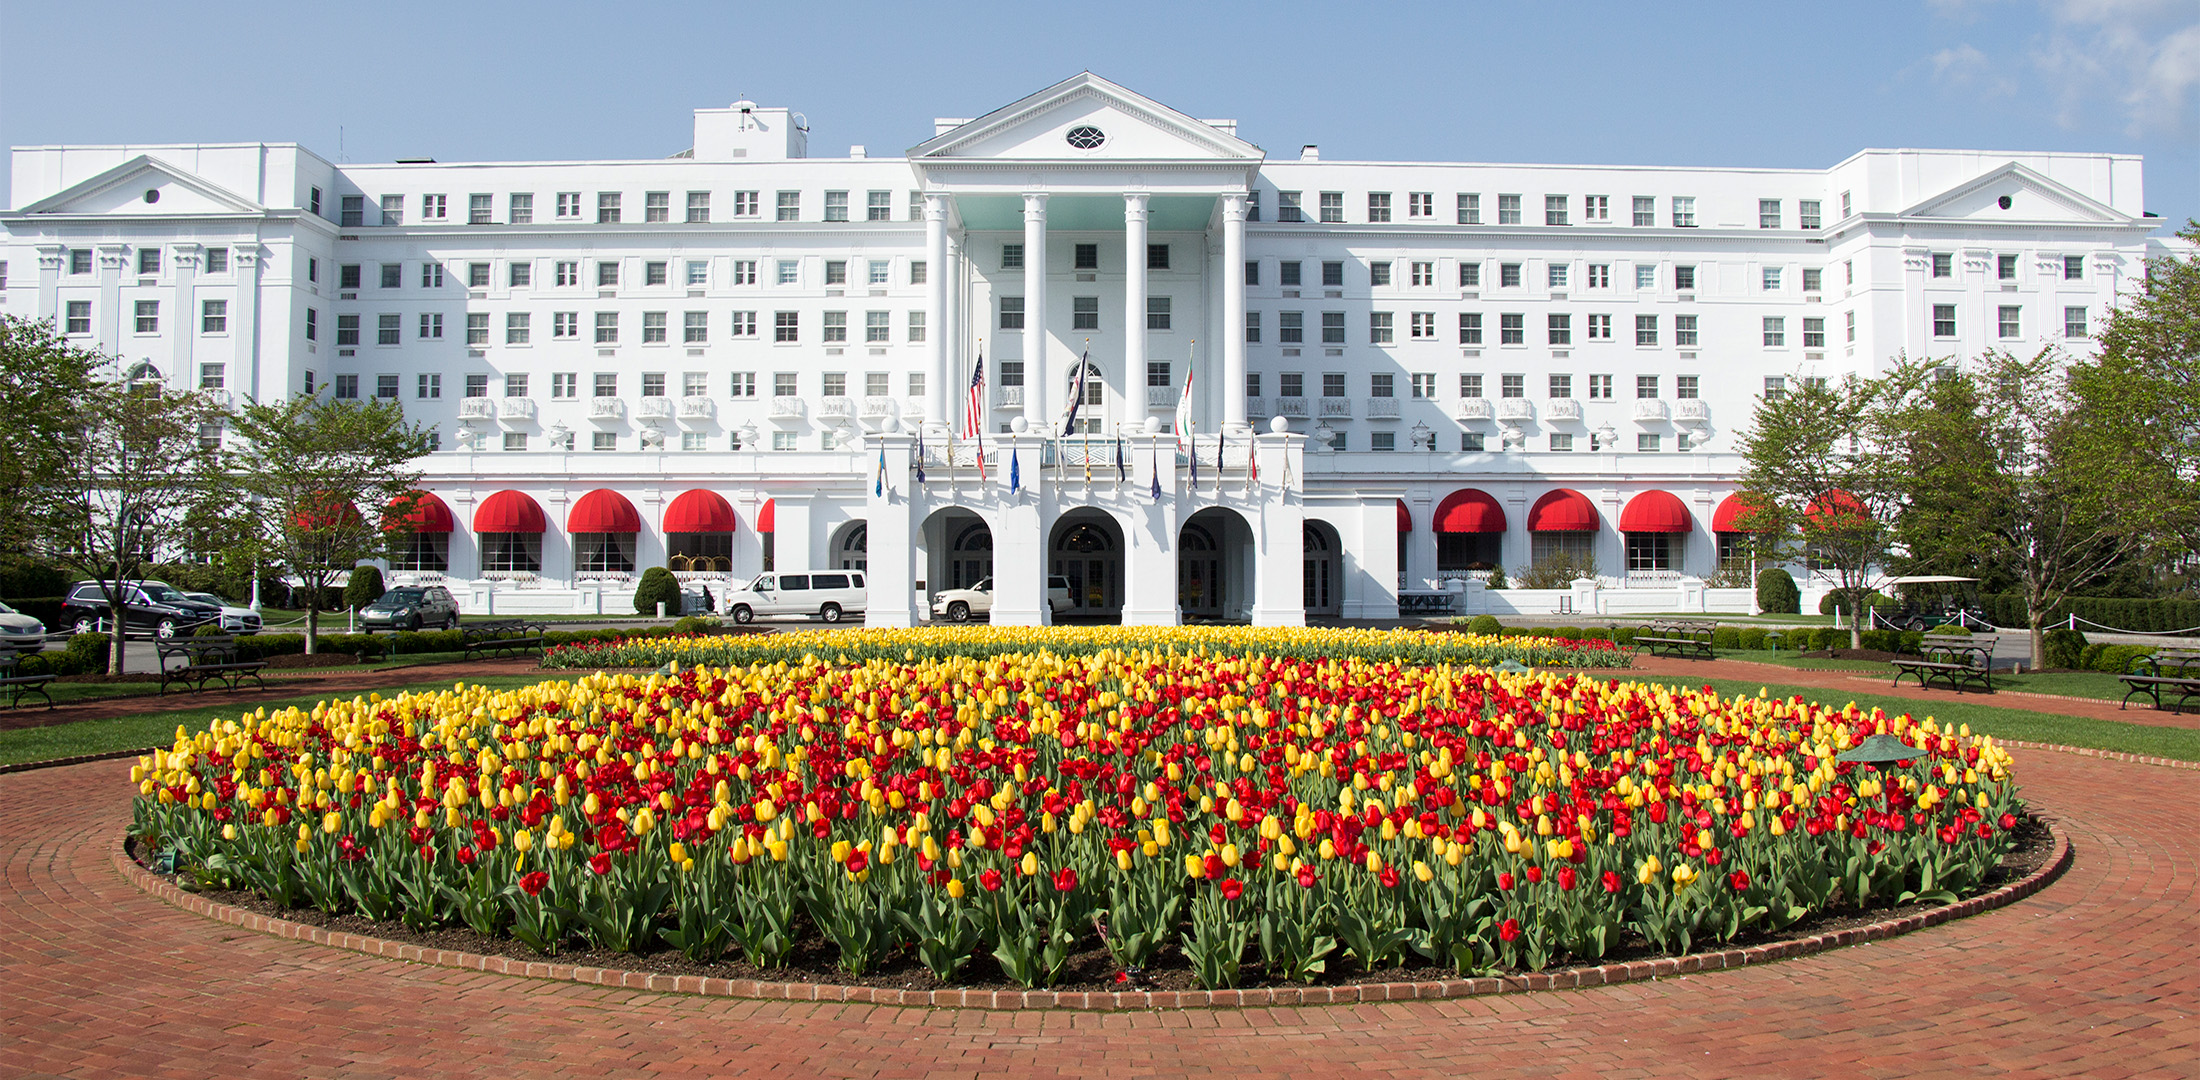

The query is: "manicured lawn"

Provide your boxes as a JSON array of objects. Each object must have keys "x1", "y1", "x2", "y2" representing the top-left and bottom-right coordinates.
[
  {"x1": 0, "y1": 672, "x2": 562, "y2": 767},
  {"x1": 1625, "y1": 673, "x2": 2200, "y2": 763}
]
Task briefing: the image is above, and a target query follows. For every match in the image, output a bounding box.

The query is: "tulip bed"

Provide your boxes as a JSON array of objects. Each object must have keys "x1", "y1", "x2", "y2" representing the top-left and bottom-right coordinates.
[
  {"x1": 131, "y1": 633, "x2": 2024, "y2": 990},
  {"x1": 538, "y1": 625, "x2": 1626, "y2": 673}
]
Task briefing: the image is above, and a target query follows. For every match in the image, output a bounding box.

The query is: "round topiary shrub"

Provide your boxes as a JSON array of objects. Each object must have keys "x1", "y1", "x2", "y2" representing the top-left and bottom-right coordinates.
[
  {"x1": 1465, "y1": 614, "x2": 1503, "y2": 636},
  {"x1": 343, "y1": 565, "x2": 385, "y2": 611},
  {"x1": 633, "y1": 567, "x2": 683, "y2": 616},
  {"x1": 2041, "y1": 628, "x2": 2087, "y2": 670},
  {"x1": 1925, "y1": 623, "x2": 1974, "y2": 637},
  {"x1": 1756, "y1": 568, "x2": 1799, "y2": 614}
]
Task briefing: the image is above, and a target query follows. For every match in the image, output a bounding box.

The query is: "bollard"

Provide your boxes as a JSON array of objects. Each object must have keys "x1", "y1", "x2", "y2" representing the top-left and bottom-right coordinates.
[{"x1": 656, "y1": 601, "x2": 666, "y2": 619}]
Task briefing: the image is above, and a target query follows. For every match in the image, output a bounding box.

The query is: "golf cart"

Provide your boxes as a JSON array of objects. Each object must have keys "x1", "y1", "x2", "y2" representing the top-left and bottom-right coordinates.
[{"x1": 1879, "y1": 576, "x2": 1986, "y2": 632}]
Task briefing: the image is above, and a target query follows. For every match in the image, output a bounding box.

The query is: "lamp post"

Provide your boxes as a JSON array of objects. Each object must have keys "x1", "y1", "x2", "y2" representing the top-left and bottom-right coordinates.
[{"x1": 1835, "y1": 732, "x2": 1921, "y2": 772}]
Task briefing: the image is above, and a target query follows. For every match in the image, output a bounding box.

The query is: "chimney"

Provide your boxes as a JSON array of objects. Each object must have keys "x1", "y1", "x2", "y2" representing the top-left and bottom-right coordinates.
[
  {"x1": 849, "y1": 145, "x2": 866, "y2": 159},
  {"x1": 1300, "y1": 145, "x2": 1319, "y2": 162}
]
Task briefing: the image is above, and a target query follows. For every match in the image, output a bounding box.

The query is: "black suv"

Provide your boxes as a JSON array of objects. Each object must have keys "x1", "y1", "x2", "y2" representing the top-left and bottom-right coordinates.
[
  {"x1": 59, "y1": 581, "x2": 225, "y2": 639},
  {"x1": 358, "y1": 585, "x2": 462, "y2": 632}
]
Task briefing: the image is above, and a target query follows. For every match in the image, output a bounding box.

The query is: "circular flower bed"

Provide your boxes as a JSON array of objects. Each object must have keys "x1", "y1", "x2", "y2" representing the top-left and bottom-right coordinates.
[{"x1": 131, "y1": 631, "x2": 2022, "y2": 990}]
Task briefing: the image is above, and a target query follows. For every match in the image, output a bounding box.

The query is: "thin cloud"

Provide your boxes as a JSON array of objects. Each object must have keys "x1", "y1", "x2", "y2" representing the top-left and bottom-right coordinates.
[{"x1": 2034, "y1": 0, "x2": 2200, "y2": 135}]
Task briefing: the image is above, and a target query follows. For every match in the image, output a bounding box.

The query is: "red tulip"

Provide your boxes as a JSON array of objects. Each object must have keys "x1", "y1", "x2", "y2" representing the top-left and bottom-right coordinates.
[
  {"x1": 1524, "y1": 866, "x2": 1543, "y2": 884},
  {"x1": 1295, "y1": 864, "x2": 1318, "y2": 888},
  {"x1": 846, "y1": 849, "x2": 869, "y2": 874},
  {"x1": 1728, "y1": 870, "x2": 1751, "y2": 891},
  {"x1": 588, "y1": 852, "x2": 613, "y2": 875},
  {"x1": 1053, "y1": 867, "x2": 1078, "y2": 892},
  {"x1": 980, "y1": 868, "x2": 1004, "y2": 892},
  {"x1": 519, "y1": 871, "x2": 549, "y2": 896},
  {"x1": 1601, "y1": 871, "x2": 1623, "y2": 894},
  {"x1": 1999, "y1": 813, "x2": 2018, "y2": 830},
  {"x1": 1498, "y1": 871, "x2": 1515, "y2": 891},
  {"x1": 1219, "y1": 878, "x2": 1244, "y2": 901},
  {"x1": 456, "y1": 845, "x2": 477, "y2": 867},
  {"x1": 1556, "y1": 867, "x2": 1577, "y2": 891},
  {"x1": 1498, "y1": 918, "x2": 1522, "y2": 942}
]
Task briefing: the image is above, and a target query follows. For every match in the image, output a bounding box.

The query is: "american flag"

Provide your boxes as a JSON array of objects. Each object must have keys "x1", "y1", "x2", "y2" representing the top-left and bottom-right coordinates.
[{"x1": 964, "y1": 349, "x2": 987, "y2": 481}]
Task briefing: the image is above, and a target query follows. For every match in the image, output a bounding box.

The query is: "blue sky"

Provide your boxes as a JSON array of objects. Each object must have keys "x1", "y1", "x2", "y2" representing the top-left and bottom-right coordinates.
[{"x1": 5, "y1": 0, "x2": 2196, "y2": 226}]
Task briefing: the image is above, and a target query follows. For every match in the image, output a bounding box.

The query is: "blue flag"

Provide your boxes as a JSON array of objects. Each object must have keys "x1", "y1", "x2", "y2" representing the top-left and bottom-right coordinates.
[
  {"x1": 875, "y1": 444, "x2": 887, "y2": 497},
  {"x1": 1150, "y1": 450, "x2": 1161, "y2": 501},
  {"x1": 1115, "y1": 436, "x2": 1126, "y2": 482},
  {"x1": 1010, "y1": 448, "x2": 1021, "y2": 493},
  {"x1": 914, "y1": 430, "x2": 925, "y2": 485}
]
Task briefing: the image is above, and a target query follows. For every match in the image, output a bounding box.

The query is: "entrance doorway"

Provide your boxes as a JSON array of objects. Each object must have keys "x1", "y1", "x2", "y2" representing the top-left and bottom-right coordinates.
[
  {"x1": 1180, "y1": 507, "x2": 1254, "y2": 621},
  {"x1": 833, "y1": 522, "x2": 868, "y2": 571},
  {"x1": 1049, "y1": 509, "x2": 1123, "y2": 621},
  {"x1": 1303, "y1": 520, "x2": 1341, "y2": 616}
]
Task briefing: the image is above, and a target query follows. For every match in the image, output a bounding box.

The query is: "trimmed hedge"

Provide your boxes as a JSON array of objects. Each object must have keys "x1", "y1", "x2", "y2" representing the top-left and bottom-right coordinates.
[
  {"x1": 1979, "y1": 593, "x2": 2200, "y2": 635},
  {"x1": 1711, "y1": 627, "x2": 1740, "y2": 649},
  {"x1": 1738, "y1": 627, "x2": 1768, "y2": 650},
  {"x1": 1464, "y1": 614, "x2": 1503, "y2": 636},
  {"x1": 3, "y1": 596, "x2": 64, "y2": 628},
  {"x1": 1755, "y1": 568, "x2": 1799, "y2": 615}
]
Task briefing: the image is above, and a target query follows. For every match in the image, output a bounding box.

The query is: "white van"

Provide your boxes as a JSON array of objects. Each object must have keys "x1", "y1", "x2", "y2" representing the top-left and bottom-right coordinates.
[{"x1": 722, "y1": 571, "x2": 867, "y2": 624}]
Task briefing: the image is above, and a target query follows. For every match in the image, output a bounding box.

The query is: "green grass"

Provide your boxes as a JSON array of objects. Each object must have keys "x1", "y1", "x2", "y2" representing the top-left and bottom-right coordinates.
[
  {"x1": 252, "y1": 609, "x2": 667, "y2": 627},
  {"x1": 0, "y1": 672, "x2": 562, "y2": 767},
  {"x1": 1624, "y1": 673, "x2": 2200, "y2": 762}
]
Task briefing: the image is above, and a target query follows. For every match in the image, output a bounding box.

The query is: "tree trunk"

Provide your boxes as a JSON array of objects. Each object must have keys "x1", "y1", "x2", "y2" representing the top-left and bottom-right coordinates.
[
  {"x1": 107, "y1": 599, "x2": 127, "y2": 676},
  {"x1": 305, "y1": 592, "x2": 319, "y2": 655},
  {"x1": 2029, "y1": 611, "x2": 2046, "y2": 672}
]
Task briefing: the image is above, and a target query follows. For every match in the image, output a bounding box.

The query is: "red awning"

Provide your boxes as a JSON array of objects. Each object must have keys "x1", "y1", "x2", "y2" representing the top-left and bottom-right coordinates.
[
  {"x1": 568, "y1": 489, "x2": 640, "y2": 533},
  {"x1": 1711, "y1": 492, "x2": 1770, "y2": 533},
  {"x1": 1433, "y1": 489, "x2": 1506, "y2": 534},
  {"x1": 1806, "y1": 489, "x2": 1869, "y2": 527},
  {"x1": 756, "y1": 498, "x2": 776, "y2": 532},
  {"x1": 474, "y1": 490, "x2": 546, "y2": 534},
  {"x1": 664, "y1": 490, "x2": 739, "y2": 534},
  {"x1": 1619, "y1": 490, "x2": 1693, "y2": 534},
  {"x1": 291, "y1": 498, "x2": 361, "y2": 532},
  {"x1": 1526, "y1": 489, "x2": 1600, "y2": 532},
  {"x1": 390, "y1": 492, "x2": 454, "y2": 534},
  {"x1": 1396, "y1": 499, "x2": 1412, "y2": 532}
]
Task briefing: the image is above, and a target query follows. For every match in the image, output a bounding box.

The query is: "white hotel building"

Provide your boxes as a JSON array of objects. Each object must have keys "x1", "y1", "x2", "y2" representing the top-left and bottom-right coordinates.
[{"x1": 0, "y1": 74, "x2": 2169, "y2": 624}]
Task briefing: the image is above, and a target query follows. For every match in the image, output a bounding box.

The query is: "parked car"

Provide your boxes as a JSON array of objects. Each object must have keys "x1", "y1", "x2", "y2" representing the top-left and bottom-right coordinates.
[
  {"x1": 59, "y1": 580, "x2": 224, "y2": 638},
  {"x1": 358, "y1": 586, "x2": 462, "y2": 632},
  {"x1": 930, "y1": 576, "x2": 1074, "y2": 622},
  {"x1": 721, "y1": 571, "x2": 867, "y2": 624},
  {"x1": 0, "y1": 599, "x2": 46, "y2": 648},
  {"x1": 180, "y1": 591, "x2": 263, "y2": 634}
]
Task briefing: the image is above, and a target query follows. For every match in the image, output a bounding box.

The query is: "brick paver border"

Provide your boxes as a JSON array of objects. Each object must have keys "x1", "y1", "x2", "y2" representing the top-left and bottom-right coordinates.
[{"x1": 108, "y1": 812, "x2": 2075, "y2": 1011}]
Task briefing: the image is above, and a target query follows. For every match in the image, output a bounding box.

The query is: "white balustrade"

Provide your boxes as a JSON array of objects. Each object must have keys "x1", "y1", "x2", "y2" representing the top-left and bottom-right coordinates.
[
  {"x1": 1632, "y1": 399, "x2": 1670, "y2": 422},
  {"x1": 1545, "y1": 397, "x2": 1583, "y2": 421},
  {"x1": 498, "y1": 397, "x2": 537, "y2": 420}
]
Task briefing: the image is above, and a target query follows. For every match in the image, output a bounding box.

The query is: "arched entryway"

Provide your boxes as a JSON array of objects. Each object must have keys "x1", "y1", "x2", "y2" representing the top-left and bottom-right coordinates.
[
  {"x1": 920, "y1": 507, "x2": 994, "y2": 592},
  {"x1": 1180, "y1": 507, "x2": 1256, "y2": 622},
  {"x1": 1303, "y1": 520, "x2": 1342, "y2": 617},
  {"x1": 831, "y1": 520, "x2": 868, "y2": 572},
  {"x1": 1050, "y1": 508, "x2": 1124, "y2": 621}
]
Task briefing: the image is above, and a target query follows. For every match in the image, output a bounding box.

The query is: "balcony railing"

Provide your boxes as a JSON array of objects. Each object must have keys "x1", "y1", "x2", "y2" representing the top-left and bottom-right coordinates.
[
  {"x1": 588, "y1": 397, "x2": 626, "y2": 420},
  {"x1": 1632, "y1": 399, "x2": 1670, "y2": 422},
  {"x1": 1146, "y1": 385, "x2": 1177, "y2": 408},
  {"x1": 1318, "y1": 397, "x2": 1353, "y2": 418},
  {"x1": 498, "y1": 397, "x2": 537, "y2": 420},
  {"x1": 677, "y1": 395, "x2": 716, "y2": 420},
  {"x1": 1674, "y1": 399, "x2": 1710, "y2": 424},
  {"x1": 637, "y1": 396, "x2": 676, "y2": 420},
  {"x1": 860, "y1": 395, "x2": 897, "y2": 418},
  {"x1": 994, "y1": 385, "x2": 1025, "y2": 408},
  {"x1": 1545, "y1": 397, "x2": 1583, "y2": 421},
  {"x1": 1275, "y1": 396, "x2": 1309, "y2": 417},
  {"x1": 901, "y1": 397, "x2": 927, "y2": 422},
  {"x1": 1495, "y1": 398, "x2": 1535, "y2": 422},
  {"x1": 457, "y1": 397, "x2": 496, "y2": 419},
  {"x1": 1365, "y1": 397, "x2": 1399, "y2": 418},
  {"x1": 769, "y1": 396, "x2": 807, "y2": 419},
  {"x1": 818, "y1": 396, "x2": 854, "y2": 419},
  {"x1": 1245, "y1": 396, "x2": 1269, "y2": 417},
  {"x1": 1454, "y1": 398, "x2": 1494, "y2": 422}
]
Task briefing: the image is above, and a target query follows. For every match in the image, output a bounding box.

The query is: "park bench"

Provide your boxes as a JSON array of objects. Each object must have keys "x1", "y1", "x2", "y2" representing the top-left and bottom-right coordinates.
[
  {"x1": 462, "y1": 619, "x2": 547, "y2": 661},
  {"x1": 0, "y1": 646, "x2": 56, "y2": 710},
  {"x1": 157, "y1": 636, "x2": 268, "y2": 695},
  {"x1": 1634, "y1": 619, "x2": 1715, "y2": 660},
  {"x1": 2118, "y1": 645, "x2": 2200, "y2": 714},
  {"x1": 1889, "y1": 642, "x2": 1994, "y2": 695}
]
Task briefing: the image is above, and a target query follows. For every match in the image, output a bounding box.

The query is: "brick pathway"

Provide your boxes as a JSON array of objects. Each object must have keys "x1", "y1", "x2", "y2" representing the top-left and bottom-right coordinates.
[{"x1": 2, "y1": 747, "x2": 2195, "y2": 1078}]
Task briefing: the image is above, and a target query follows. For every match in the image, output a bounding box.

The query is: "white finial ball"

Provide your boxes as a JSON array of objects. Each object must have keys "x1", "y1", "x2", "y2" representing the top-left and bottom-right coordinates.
[
  {"x1": 1145, "y1": 415, "x2": 1163, "y2": 433},
  {"x1": 1269, "y1": 415, "x2": 1290, "y2": 434},
  {"x1": 1011, "y1": 415, "x2": 1029, "y2": 434}
]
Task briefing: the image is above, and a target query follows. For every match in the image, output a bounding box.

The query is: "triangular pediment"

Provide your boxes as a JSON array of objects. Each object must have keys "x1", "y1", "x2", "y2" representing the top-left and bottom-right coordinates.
[
  {"x1": 910, "y1": 73, "x2": 1263, "y2": 163},
  {"x1": 17, "y1": 155, "x2": 266, "y2": 217},
  {"x1": 1900, "y1": 162, "x2": 2128, "y2": 224}
]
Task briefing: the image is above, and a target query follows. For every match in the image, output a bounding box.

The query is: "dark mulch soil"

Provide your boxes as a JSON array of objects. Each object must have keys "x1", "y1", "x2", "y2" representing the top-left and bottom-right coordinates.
[
  {"x1": 263, "y1": 652, "x2": 365, "y2": 670},
  {"x1": 135, "y1": 815, "x2": 2056, "y2": 996}
]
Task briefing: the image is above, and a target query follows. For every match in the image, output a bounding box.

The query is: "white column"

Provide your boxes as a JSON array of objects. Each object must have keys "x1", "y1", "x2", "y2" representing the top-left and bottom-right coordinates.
[
  {"x1": 923, "y1": 195, "x2": 950, "y2": 432},
  {"x1": 1023, "y1": 193, "x2": 1050, "y2": 430},
  {"x1": 1221, "y1": 194, "x2": 1248, "y2": 432},
  {"x1": 1123, "y1": 193, "x2": 1149, "y2": 433}
]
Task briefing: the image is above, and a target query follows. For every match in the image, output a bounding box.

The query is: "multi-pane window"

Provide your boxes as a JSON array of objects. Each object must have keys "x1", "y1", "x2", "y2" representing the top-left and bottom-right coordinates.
[
  {"x1": 1369, "y1": 312, "x2": 1394, "y2": 343},
  {"x1": 1550, "y1": 433, "x2": 1574, "y2": 452},
  {"x1": 1456, "y1": 193, "x2": 1481, "y2": 224},
  {"x1": 1932, "y1": 253, "x2": 1953, "y2": 278},
  {"x1": 1410, "y1": 261, "x2": 1434, "y2": 286},
  {"x1": 643, "y1": 191, "x2": 670, "y2": 222},
  {"x1": 1408, "y1": 192, "x2": 1433, "y2": 218},
  {"x1": 1370, "y1": 431, "x2": 1396, "y2": 452},
  {"x1": 774, "y1": 312, "x2": 799, "y2": 342},
  {"x1": 1367, "y1": 192, "x2": 1391, "y2": 222},
  {"x1": 1410, "y1": 312, "x2": 1435, "y2": 339},
  {"x1": 597, "y1": 192, "x2": 621, "y2": 223},
  {"x1": 1635, "y1": 314, "x2": 1658, "y2": 345},
  {"x1": 380, "y1": 263, "x2": 402, "y2": 288},
  {"x1": 594, "y1": 312, "x2": 619, "y2": 343},
  {"x1": 335, "y1": 375, "x2": 360, "y2": 399},
  {"x1": 1150, "y1": 296, "x2": 1174, "y2": 330},
  {"x1": 138, "y1": 247, "x2": 161, "y2": 275},
  {"x1": 510, "y1": 262, "x2": 533, "y2": 288},
  {"x1": 1322, "y1": 261, "x2": 1344, "y2": 286},
  {"x1": 1500, "y1": 263, "x2": 1522, "y2": 288},
  {"x1": 2066, "y1": 306, "x2": 2089, "y2": 338},
  {"x1": 1632, "y1": 196, "x2": 1656, "y2": 226},
  {"x1": 1997, "y1": 254, "x2": 2018, "y2": 281},
  {"x1": 1548, "y1": 264, "x2": 1569, "y2": 289},
  {"x1": 776, "y1": 191, "x2": 800, "y2": 221},
  {"x1": 505, "y1": 373, "x2": 530, "y2": 398},
  {"x1": 1499, "y1": 313, "x2": 1525, "y2": 345},
  {"x1": 375, "y1": 314, "x2": 400, "y2": 345},
  {"x1": 306, "y1": 308, "x2": 318, "y2": 340},
  {"x1": 1636, "y1": 375, "x2": 1659, "y2": 399},
  {"x1": 1674, "y1": 315, "x2": 1698, "y2": 347},
  {"x1": 1799, "y1": 200, "x2": 1822, "y2": 229},
  {"x1": 730, "y1": 372, "x2": 757, "y2": 397},
  {"x1": 1635, "y1": 264, "x2": 1657, "y2": 290},
  {"x1": 553, "y1": 312, "x2": 579, "y2": 339},
  {"x1": 467, "y1": 262, "x2": 490, "y2": 287},
  {"x1": 1411, "y1": 373, "x2": 1435, "y2": 398},
  {"x1": 1000, "y1": 244, "x2": 1024, "y2": 271},
  {"x1": 376, "y1": 374, "x2": 400, "y2": 399},
  {"x1": 999, "y1": 296, "x2": 1024, "y2": 330},
  {"x1": 908, "y1": 311, "x2": 926, "y2": 342},
  {"x1": 1280, "y1": 311, "x2": 1305, "y2": 343},
  {"x1": 1244, "y1": 311, "x2": 1260, "y2": 343},
  {"x1": 867, "y1": 260, "x2": 890, "y2": 285},
  {"x1": 683, "y1": 312, "x2": 708, "y2": 343},
  {"x1": 1371, "y1": 262, "x2": 1392, "y2": 287},
  {"x1": 1459, "y1": 374, "x2": 1483, "y2": 398},
  {"x1": 1148, "y1": 244, "x2": 1171, "y2": 270},
  {"x1": 1281, "y1": 261, "x2": 1302, "y2": 287},
  {"x1": 645, "y1": 261, "x2": 668, "y2": 286},
  {"x1": 687, "y1": 260, "x2": 708, "y2": 286},
  {"x1": 1500, "y1": 374, "x2": 1525, "y2": 398},
  {"x1": 597, "y1": 261, "x2": 619, "y2": 287},
  {"x1": 1998, "y1": 306, "x2": 2022, "y2": 339},
  {"x1": 686, "y1": 191, "x2": 710, "y2": 222},
  {"x1": 824, "y1": 191, "x2": 849, "y2": 222},
  {"x1": 1932, "y1": 304, "x2": 1957, "y2": 337},
  {"x1": 1547, "y1": 314, "x2": 1571, "y2": 345},
  {"x1": 731, "y1": 260, "x2": 757, "y2": 285},
  {"x1": 731, "y1": 311, "x2": 757, "y2": 337},
  {"x1": 731, "y1": 191, "x2": 759, "y2": 217},
  {"x1": 1318, "y1": 192, "x2": 1344, "y2": 222},
  {"x1": 1586, "y1": 314, "x2": 1612, "y2": 340},
  {"x1": 380, "y1": 195, "x2": 404, "y2": 225},
  {"x1": 465, "y1": 374, "x2": 490, "y2": 398},
  {"x1": 2064, "y1": 255, "x2": 2085, "y2": 280},
  {"x1": 1758, "y1": 199, "x2": 1781, "y2": 228},
  {"x1": 421, "y1": 194, "x2": 447, "y2": 220},
  {"x1": 1497, "y1": 194, "x2": 1522, "y2": 224},
  {"x1": 340, "y1": 196, "x2": 364, "y2": 226},
  {"x1": 419, "y1": 312, "x2": 443, "y2": 339},
  {"x1": 1458, "y1": 313, "x2": 1483, "y2": 344},
  {"x1": 1587, "y1": 374, "x2": 1613, "y2": 399},
  {"x1": 509, "y1": 193, "x2": 534, "y2": 223},
  {"x1": 1322, "y1": 372, "x2": 1348, "y2": 398},
  {"x1": 1279, "y1": 191, "x2": 1303, "y2": 222},
  {"x1": 1636, "y1": 434, "x2": 1661, "y2": 454},
  {"x1": 70, "y1": 248, "x2": 93, "y2": 274},
  {"x1": 1545, "y1": 195, "x2": 1569, "y2": 225},
  {"x1": 595, "y1": 373, "x2": 619, "y2": 397},
  {"x1": 1763, "y1": 267, "x2": 1782, "y2": 290},
  {"x1": 554, "y1": 261, "x2": 578, "y2": 287},
  {"x1": 1585, "y1": 264, "x2": 1610, "y2": 288},
  {"x1": 1803, "y1": 316, "x2": 1826, "y2": 347},
  {"x1": 133, "y1": 300, "x2": 160, "y2": 333},
  {"x1": 1803, "y1": 267, "x2": 1823, "y2": 292},
  {"x1": 865, "y1": 311, "x2": 890, "y2": 343},
  {"x1": 1320, "y1": 311, "x2": 1345, "y2": 343},
  {"x1": 1762, "y1": 316, "x2": 1786, "y2": 346},
  {"x1": 867, "y1": 190, "x2": 892, "y2": 221},
  {"x1": 641, "y1": 373, "x2": 667, "y2": 397},
  {"x1": 822, "y1": 311, "x2": 848, "y2": 343},
  {"x1": 642, "y1": 311, "x2": 667, "y2": 343},
  {"x1": 776, "y1": 260, "x2": 798, "y2": 285},
  {"x1": 825, "y1": 260, "x2": 848, "y2": 286},
  {"x1": 65, "y1": 300, "x2": 91, "y2": 335},
  {"x1": 1462, "y1": 432, "x2": 1486, "y2": 452},
  {"x1": 556, "y1": 192, "x2": 581, "y2": 218},
  {"x1": 1675, "y1": 265, "x2": 1696, "y2": 291},
  {"x1": 1548, "y1": 374, "x2": 1571, "y2": 398},
  {"x1": 821, "y1": 372, "x2": 846, "y2": 397},
  {"x1": 1000, "y1": 361, "x2": 1024, "y2": 388},
  {"x1": 337, "y1": 314, "x2": 360, "y2": 345},
  {"x1": 1072, "y1": 295, "x2": 1100, "y2": 331},
  {"x1": 1671, "y1": 196, "x2": 1695, "y2": 227},
  {"x1": 422, "y1": 263, "x2": 446, "y2": 288},
  {"x1": 419, "y1": 373, "x2": 443, "y2": 399},
  {"x1": 539, "y1": 373, "x2": 569, "y2": 399},
  {"x1": 200, "y1": 300, "x2": 227, "y2": 334},
  {"x1": 1675, "y1": 376, "x2": 1699, "y2": 399},
  {"x1": 1459, "y1": 262, "x2": 1480, "y2": 287},
  {"x1": 466, "y1": 313, "x2": 488, "y2": 345},
  {"x1": 1846, "y1": 309, "x2": 1857, "y2": 342}
]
